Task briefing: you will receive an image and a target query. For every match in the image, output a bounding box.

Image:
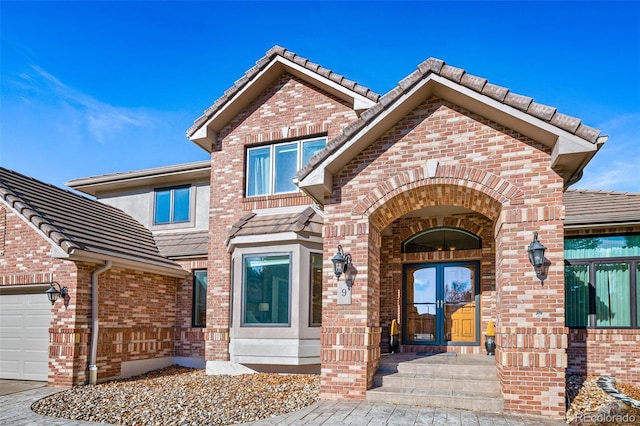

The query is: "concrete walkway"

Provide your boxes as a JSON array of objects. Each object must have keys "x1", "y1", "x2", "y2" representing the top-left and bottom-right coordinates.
[{"x1": 1, "y1": 384, "x2": 566, "y2": 426}]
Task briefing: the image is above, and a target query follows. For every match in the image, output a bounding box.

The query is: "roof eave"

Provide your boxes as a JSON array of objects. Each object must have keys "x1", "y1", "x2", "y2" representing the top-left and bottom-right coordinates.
[
  {"x1": 564, "y1": 220, "x2": 640, "y2": 230},
  {"x1": 299, "y1": 74, "x2": 603, "y2": 202},
  {"x1": 67, "y1": 161, "x2": 211, "y2": 197},
  {"x1": 65, "y1": 248, "x2": 189, "y2": 278},
  {"x1": 188, "y1": 56, "x2": 377, "y2": 152}
]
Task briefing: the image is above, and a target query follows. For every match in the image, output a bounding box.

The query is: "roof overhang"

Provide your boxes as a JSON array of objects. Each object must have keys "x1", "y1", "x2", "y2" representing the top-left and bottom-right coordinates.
[
  {"x1": 63, "y1": 248, "x2": 189, "y2": 278},
  {"x1": 189, "y1": 56, "x2": 377, "y2": 152},
  {"x1": 67, "y1": 161, "x2": 211, "y2": 197},
  {"x1": 298, "y1": 74, "x2": 605, "y2": 202}
]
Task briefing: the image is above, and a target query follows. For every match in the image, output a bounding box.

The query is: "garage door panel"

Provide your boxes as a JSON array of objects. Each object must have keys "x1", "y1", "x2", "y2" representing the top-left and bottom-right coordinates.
[{"x1": 0, "y1": 292, "x2": 51, "y2": 381}]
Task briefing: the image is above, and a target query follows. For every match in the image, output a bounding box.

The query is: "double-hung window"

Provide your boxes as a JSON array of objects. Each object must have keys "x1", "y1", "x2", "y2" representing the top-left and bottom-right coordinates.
[
  {"x1": 154, "y1": 186, "x2": 190, "y2": 225},
  {"x1": 246, "y1": 137, "x2": 326, "y2": 197},
  {"x1": 564, "y1": 234, "x2": 640, "y2": 328}
]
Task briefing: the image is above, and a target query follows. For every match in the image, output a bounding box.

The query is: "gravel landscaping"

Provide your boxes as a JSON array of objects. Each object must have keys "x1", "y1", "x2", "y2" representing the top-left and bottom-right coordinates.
[
  {"x1": 566, "y1": 375, "x2": 640, "y2": 425},
  {"x1": 30, "y1": 366, "x2": 640, "y2": 425},
  {"x1": 31, "y1": 366, "x2": 320, "y2": 425}
]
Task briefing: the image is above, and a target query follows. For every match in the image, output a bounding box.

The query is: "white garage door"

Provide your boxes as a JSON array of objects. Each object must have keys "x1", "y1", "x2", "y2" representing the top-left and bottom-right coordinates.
[{"x1": 0, "y1": 286, "x2": 51, "y2": 381}]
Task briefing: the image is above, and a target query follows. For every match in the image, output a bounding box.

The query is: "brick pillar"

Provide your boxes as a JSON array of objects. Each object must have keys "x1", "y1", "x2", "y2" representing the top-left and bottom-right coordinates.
[
  {"x1": 49, "y1": 327, "x2": 90, "y2": 386},
  {"x1": 320, "y1": 219, "x2": 382, "y2": 399},
  {"x1": 204, "y1": 148, "x2": 237, "y2": 363},
  {"x1": 495, "y1": 207, "x2": 567, "y2": 417}
]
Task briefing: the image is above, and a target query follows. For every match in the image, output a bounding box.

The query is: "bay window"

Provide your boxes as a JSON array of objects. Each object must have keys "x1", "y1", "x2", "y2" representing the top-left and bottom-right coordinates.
[{"x1": 243, "y1": 254, "x2": 291, "y2": 325}]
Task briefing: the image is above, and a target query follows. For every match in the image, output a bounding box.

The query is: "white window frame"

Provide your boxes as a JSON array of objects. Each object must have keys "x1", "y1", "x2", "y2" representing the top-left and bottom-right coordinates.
[{"x1": 245, "y1": 137, "x2": 326, "y2": 197}]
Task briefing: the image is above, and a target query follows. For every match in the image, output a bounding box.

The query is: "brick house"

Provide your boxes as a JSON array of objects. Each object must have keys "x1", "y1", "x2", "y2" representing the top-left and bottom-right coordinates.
[
  {"x1": 0, "y1": 167, "x2": 189, "y2": 386},
  {"x1": 1, "y1": 46, "x2": 639, "y2": 418}
]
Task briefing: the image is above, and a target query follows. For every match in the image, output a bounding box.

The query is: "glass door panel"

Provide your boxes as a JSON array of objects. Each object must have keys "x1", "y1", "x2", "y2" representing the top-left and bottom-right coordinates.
[
  {"x1": 403, "y1": 261, "x2": 479, "y2": 345},
  {"x1": 444, "y1": 265, "x2": 476, "y2": 342},
  {"x1": 406, "y1": 266, "x2": 437, "y2": 342}
]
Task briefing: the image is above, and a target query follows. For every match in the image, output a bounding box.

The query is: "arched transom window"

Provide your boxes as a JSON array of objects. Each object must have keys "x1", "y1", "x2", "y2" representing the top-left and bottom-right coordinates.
[{"x1": 402, "y1": 227, "x2": 481, "y2": 253}]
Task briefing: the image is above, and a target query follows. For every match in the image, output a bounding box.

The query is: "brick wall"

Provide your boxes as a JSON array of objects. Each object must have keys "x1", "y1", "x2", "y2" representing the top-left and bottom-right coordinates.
[
  {"x1": 174, "y1": 259, "x2": 206, "y2": 358},
  {"x1": 0, "y1": 205, "x2": 79, "y2": 386},
  {"x1": 567, "y1": 329, "x2": 640, "y2": 383},
  {"x1": 320, "y1": 98, "x2": 568, "y2": 416},
  {"x1": 1, "y1": 204, "x2": 182, "y2": 386},
  {"x1": 206, "y1": 72, "x2": 361, "y2": 362}
]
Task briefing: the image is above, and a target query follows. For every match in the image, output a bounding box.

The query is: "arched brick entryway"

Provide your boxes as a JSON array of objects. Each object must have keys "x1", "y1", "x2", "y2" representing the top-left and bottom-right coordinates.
[{"x1": 321, "y1": 163, "x2": 567, "y2": 417}]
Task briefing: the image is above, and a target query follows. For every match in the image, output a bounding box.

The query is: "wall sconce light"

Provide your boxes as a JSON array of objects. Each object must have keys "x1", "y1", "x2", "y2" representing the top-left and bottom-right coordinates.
[
  {"x1": 527, "y1": 231, "x2": 547, "y2": 282},
  {"x1": 331, "y1": 245, "x2": 355, "y2": 287},
  {"x1": 46, "y1": 282, "x2": 69, "y2": 307}
]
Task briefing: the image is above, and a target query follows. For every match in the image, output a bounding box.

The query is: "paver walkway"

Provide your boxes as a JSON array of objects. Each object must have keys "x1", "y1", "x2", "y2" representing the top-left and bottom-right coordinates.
[{"x1": 1, "y1": 385, "x2": 566, "y2": 426}]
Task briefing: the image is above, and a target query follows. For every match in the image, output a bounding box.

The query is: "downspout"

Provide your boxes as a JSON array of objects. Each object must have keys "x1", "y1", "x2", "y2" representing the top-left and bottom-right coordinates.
[{"x1": 89, "y1": 261, "x2": 112, "y2": 385}]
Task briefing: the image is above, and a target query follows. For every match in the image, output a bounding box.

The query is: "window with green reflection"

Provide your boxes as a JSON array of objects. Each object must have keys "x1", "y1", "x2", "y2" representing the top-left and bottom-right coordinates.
[
  {"x1": 565, "y1": 264, "x2": 589, "y2": 327},
  {"x1": 564, "y1": 233, "x2": 639, "y2": 329},
  {"x1": 595, "y1": 263, "x2": 630, "y2": 327}
]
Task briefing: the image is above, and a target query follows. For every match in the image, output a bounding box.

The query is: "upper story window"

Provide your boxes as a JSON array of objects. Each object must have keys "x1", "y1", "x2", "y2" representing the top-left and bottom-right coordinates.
[
  {"x1": 154, "y1": 185, "x2": 191, "y2": 224},
  {"x1": 246, "y1": 137, "x2": 326, "y2": 197}
]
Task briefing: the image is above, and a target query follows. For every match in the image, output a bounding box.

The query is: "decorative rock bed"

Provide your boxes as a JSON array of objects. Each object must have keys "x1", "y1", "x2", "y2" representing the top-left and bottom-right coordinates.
[
  {"x1": 566, "y1": 375, "x2": 640, "y2": 425},
  {"x1": 31, "y1": 366, "x2": 320, "y2": 425}
]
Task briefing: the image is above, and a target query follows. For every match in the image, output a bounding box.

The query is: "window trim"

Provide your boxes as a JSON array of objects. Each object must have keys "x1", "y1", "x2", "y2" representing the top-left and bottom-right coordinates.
[
  {"x1": 245, "y1": 136, "x2": 327, "y2": 198},
  {"x1": 240, "y1": 252, "x2": 293, "y2": 327}
]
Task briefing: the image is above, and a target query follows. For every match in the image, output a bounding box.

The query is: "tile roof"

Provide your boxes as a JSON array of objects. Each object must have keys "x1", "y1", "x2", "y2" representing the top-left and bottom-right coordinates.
[
  {"x1": 0, "y1": 167, "x2": 183, "y2": 272},
  {"x1": 154, "y1": 231, "x2": 208, "y2": 258},
  {"x1": 186, "y1": 45, "x2": 381, "y2": 138},
  {"x1": 564, "y1": 189, "x2": 640, "y2": 226},
  {"x1": 298, "y1": 57, "x2": 602, "y2": 181},
  {"x1": 227, "y1": 206, "x2": 322, "y2": 243}
]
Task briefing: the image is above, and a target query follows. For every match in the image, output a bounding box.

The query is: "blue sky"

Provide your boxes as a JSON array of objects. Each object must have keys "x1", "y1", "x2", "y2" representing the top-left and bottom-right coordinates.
[{"x1": 1, "y1": 1, "x2": 639, "y2": 192}]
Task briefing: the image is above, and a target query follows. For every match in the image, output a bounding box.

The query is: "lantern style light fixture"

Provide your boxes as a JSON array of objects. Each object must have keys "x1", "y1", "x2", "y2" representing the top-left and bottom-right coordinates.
[
  {"x1": 46, "y1": 282, "x2": 69, "y2": 306},
  {"x1": 332, "y1": 245, "x2": 355, "y2": 286},
  {"x1": 527, "y1": 231, "x2": 547, "y2": 282}
]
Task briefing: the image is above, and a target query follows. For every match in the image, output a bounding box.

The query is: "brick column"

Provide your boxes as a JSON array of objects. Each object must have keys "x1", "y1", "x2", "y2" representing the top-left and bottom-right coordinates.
[
  {"x1": 49, "y1": 327, "x2": 90, "y2": 386},
  {"x1": 495, "y1": 207, "x2": 567, "y2": 417},
  {"x1": 320, "y1": 220, "x2": 382, "y2": 399}
]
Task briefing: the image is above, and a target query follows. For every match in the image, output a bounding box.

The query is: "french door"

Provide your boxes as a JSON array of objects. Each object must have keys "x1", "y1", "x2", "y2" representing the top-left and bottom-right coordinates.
[{"x1": 403, "y1": 261, "x2": 480, "y2": 345}]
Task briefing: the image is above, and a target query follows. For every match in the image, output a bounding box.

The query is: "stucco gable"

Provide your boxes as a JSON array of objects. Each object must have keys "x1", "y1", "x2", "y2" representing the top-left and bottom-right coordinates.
[
  {"x1": 297, "y1": 57, "x2": 608, "y2": 201},
  {"x1": 187, "y1": 46, "x2": 380, "y2": 152}
]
